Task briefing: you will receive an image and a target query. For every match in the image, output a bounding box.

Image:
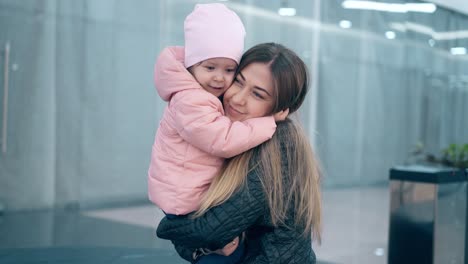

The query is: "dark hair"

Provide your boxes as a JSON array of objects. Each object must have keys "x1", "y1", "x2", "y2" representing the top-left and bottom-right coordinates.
[{"x1": 236, "y1": 43, "x2": 309, "y2": 114}]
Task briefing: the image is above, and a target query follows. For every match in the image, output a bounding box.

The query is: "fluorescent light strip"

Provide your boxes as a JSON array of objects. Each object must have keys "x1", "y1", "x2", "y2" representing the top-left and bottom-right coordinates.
[
  {"x1": 342, "y1": 0, "x2": 436, "y2": 13},
  {"x1": 389, "y1": 22, "x2": 468, "y2": 40},
  {"x1": 405, "y1": 3, "x2": 437, "y2": 13}
]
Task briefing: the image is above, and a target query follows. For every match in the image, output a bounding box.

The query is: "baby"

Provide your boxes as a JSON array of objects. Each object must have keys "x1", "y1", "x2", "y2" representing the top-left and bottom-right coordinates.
[{"x1": 148, "y1": 3, "x2": 280, "y2": 263}]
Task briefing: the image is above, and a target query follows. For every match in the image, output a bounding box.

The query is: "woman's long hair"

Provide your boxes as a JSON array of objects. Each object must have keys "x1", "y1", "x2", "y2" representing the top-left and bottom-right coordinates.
[{"x1": 195, "y1": 43, "x2": 322, "y2": 241}]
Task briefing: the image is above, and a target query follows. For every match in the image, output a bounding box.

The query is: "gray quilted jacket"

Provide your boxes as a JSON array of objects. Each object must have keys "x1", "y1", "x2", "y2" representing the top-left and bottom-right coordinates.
[{"x1": 156, "y1": 121, "x2": 317, "y2": 263}]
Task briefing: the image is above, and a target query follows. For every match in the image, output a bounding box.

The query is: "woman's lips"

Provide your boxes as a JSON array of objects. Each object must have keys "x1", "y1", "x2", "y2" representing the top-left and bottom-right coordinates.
[{"x1": 226, "y1": 104, "x2": 244, "y2": 117}]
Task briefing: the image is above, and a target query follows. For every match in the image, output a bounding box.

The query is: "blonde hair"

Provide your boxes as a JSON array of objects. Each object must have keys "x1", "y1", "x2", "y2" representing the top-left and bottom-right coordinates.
[
  {"x1": 196, "y1": 118, "x2": 322, "y2": 241},
  {"x1": 193, "y1": 42, "x2": 322, "y2": 241}
]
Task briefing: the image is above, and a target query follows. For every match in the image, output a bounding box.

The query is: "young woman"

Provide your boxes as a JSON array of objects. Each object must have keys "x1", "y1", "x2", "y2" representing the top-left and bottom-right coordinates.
[{"x1": 157, "y1": 43, "x2": 322, "y2": 264}]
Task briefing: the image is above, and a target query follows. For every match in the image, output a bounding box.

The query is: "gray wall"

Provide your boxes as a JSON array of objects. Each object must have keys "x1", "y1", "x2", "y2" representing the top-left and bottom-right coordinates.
[{"x1": 0, "y1": 0, "x2": 166, "y2": 210}]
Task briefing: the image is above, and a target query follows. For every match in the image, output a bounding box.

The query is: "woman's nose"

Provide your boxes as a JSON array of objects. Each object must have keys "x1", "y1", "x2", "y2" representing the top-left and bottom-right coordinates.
[{"x1": 231, "y1": 88, "x2": 247, "y2": 105}]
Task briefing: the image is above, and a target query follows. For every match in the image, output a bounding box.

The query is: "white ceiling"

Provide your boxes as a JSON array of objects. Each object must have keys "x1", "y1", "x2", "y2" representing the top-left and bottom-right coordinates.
[{"x1": 427, "y1": 0, "x2": 468, "y2": 16}]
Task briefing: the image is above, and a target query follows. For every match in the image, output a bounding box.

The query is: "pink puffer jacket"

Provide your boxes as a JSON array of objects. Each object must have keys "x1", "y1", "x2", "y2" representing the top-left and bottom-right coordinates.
[{"x1": 148, "y1": 46, "x2": 276, "y2": 215}]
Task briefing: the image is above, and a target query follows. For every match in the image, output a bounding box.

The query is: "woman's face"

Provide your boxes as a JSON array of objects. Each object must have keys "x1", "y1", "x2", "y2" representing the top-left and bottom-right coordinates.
[{"x1": 223, "y1": 62, "x2": 276, "y2": 122}]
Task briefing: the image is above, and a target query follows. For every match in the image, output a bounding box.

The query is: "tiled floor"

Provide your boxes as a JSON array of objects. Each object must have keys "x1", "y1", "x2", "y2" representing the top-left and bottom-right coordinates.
[
  {"x1": 0, "y1": 186, "x2": 390, "y2": 263},
  {"x1": 315, "y1": 186, "x2": 389, "y2": 264}
]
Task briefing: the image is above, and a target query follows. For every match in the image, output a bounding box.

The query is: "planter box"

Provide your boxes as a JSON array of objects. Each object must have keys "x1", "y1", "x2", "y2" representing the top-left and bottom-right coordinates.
[{"x1": 388, "y1": 165, "x2": 468, "y2": 264}]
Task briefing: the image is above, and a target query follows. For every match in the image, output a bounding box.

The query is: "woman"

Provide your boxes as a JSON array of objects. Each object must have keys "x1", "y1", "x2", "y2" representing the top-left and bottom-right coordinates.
[{"x1": 157, "y1": 43, "x2": 322, "y2": 263}]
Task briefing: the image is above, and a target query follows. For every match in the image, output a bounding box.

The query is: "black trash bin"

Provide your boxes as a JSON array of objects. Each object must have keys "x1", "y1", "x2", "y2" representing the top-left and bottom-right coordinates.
[{"x1": 388, "y1": 165, "x2": 467, "y2": 264}]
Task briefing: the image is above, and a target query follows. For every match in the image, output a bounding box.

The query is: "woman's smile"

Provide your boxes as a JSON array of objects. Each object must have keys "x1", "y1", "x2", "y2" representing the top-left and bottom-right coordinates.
[{"x1": 225, "y1": 103, "x2": 244, "y2": 118}]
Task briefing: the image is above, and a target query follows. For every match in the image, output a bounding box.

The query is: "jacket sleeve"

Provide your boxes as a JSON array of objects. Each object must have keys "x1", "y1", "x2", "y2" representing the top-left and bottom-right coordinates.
[
  {"x1": 154, "y1": 46, "x2": 199, "y2": 102},
  {"x1": 172, "y1": 242, "x2": 196, "y2": 263},
  {"x1": 156, "y1": 169, "x2": 266, "y2": 250},
  {"x1": 171, "y1": 90, "x2": 276, "y2": 158}
]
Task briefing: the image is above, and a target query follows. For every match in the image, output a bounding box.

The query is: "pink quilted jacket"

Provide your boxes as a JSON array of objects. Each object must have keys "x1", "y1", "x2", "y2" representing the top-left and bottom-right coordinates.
[{"x1": 148, "y1": 46, "x2": 276, "y2": 215}]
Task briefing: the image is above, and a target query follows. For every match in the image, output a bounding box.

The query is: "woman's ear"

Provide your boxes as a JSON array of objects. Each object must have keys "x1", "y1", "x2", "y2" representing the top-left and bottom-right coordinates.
[{"x1": 273, "y1": 108, "x2": 289, "y2": 122}]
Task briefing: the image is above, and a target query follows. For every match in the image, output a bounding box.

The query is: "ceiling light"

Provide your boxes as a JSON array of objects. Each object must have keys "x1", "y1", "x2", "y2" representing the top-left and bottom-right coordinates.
[
  {"x1": 343, "y1": 1, "x2": 406, "y2": 12},
  {"x1": 339, "y1": 20, "x2": 352, "y2": 28},
  {"x1": 374, "y1": 248, "x2": 385, "y2": 257},
  {"x1": 450, "y1": 47, "x2": 467, "y2": 55},
  {"x1": 385, "y1": 31, "x2": 396, "y2": 39},
  {"x1": 278, "y1": 7, "x2": 296, "y2": 16},
  {"x1": 428, "y1": 39, "x2": 435, "y2": 47},
  {"x1": 405, "y1": 3, "x2": 436, "y2": 13},
  {"x1": 342, "y1": 1, "x2": 436, "y2": 13}
]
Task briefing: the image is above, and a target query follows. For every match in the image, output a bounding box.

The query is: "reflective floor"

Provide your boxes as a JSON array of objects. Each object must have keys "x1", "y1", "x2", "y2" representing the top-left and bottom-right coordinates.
[{"x1": 0, "y1": 186, "x2": 389, "y2": 264}]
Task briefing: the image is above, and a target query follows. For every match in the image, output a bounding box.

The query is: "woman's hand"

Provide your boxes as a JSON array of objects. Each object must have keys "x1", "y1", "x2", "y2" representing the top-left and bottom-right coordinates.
[
  {"x1": 213, "y1": 236, "x2": 239, "y2": 256},
  {"x1": 274, "y1": 108, "x2": 289, "y2": 122}
]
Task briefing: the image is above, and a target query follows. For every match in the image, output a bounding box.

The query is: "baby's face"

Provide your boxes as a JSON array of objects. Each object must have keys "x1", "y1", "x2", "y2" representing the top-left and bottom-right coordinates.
[{"x1": 189, "y1": 58, "x2": 237, "y2": 98}]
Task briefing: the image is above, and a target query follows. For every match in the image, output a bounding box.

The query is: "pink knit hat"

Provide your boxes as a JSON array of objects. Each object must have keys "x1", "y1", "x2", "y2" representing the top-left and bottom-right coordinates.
[{"x1": 184, "y1": 3, "x2": 246, "y2": 68}]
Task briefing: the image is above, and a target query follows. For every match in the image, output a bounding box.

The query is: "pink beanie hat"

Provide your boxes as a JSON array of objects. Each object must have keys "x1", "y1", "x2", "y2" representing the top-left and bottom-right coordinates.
[{"x1": 184, "y1": 3, "x2": 246, "y2": 68}]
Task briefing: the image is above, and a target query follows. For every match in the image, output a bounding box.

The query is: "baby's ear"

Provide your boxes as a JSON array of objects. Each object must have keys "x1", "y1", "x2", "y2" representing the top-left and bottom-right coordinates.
[{"x1": 273, "y1": 108, "x2": 289, "y2": 122}]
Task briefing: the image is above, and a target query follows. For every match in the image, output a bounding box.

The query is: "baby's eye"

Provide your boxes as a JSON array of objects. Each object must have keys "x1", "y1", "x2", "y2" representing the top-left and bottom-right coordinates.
[
  {"x1": 205, "y1": 66, "x2": 215, "y2": 70},
  {"x1": 226, "y1": 68, "x2": 235, "y2": 73}
]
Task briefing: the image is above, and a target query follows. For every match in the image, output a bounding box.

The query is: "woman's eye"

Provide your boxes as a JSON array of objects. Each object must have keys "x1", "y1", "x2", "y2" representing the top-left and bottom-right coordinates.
[
  {"x1": 234, "y1": 80, "x2": 244, "y2": 87},
  {"x1": 253, "y1": 92, "x2": 264, "y2": 99}
]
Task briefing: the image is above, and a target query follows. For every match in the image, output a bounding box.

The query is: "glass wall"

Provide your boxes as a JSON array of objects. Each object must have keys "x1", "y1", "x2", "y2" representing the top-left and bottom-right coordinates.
[
  {"x1": 317, "y1": 0, "x2": 468, "y2": 186},
  {"x1": 0, "y1": 0, "x2": 467, "y2": 210}
]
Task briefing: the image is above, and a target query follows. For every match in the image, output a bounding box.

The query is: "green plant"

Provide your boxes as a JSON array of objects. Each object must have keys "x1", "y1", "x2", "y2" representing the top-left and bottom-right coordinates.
[
  {"x1": 408, "y1": 142, "x2": 468, "y2": 169},
  {"x1": 442, "y1": 143, "x2": 468, "y2": 168}
]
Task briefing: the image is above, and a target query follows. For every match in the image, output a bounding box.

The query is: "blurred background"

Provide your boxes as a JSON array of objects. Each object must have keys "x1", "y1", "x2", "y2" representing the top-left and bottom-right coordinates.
[{"x1": 0, "y1": 0, "x2": 467, "y2": 263}]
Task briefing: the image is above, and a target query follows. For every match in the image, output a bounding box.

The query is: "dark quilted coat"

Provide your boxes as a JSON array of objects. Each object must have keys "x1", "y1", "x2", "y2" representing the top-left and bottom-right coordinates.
[{"x1": 156, "y1": 121, "x2": 317, "y2": 263}]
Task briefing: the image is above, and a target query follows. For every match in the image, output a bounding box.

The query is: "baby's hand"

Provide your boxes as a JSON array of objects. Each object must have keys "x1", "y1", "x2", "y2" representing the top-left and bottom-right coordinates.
[
  {"x1": 274, "y1": 108, "x2": 289, "y2": 122},
  {"x1": 213, "y1": 236, "x2": 239, "y2": 256}
]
